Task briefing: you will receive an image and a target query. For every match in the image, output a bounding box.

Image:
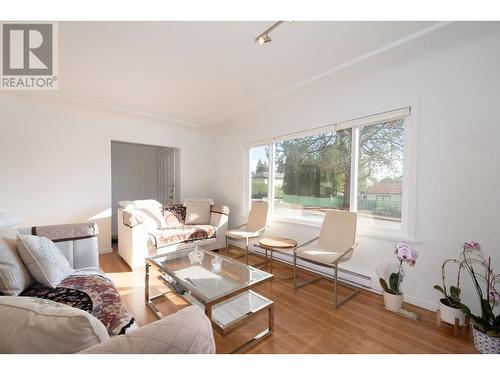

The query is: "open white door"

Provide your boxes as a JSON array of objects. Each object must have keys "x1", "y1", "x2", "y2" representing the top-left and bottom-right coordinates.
[{"x1": 157, "y1": 148, "x2": 175, "y2": 204}]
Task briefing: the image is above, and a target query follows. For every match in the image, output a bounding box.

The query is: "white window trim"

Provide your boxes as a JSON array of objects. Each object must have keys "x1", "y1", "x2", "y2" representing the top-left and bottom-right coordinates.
[
  {"x1": 350, "y1": 127, "x2": 360, "y2": 213},
  {"x1": 244, "y1": 146, "x2": 251, "y2": 214},
  {"x1": 244, "y1": 106, "x2": 418, "y2": 242}
]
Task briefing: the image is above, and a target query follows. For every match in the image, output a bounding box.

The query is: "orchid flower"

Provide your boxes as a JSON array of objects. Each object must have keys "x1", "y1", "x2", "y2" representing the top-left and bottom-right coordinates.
[
  {"x1": 394, "y1": 242, "x2": 418, "y2": 267},
  {"x1": 463, "y1": 241, "x2": 481, "y2": 251},
  {"x1": 489, "y1": 289, "x2": 500, "y2": 303}
]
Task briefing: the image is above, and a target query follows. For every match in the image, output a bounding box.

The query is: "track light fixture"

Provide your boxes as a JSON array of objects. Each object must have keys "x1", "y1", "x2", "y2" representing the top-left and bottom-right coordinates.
[
  {"x1": 257, "y1": 34, "x2": 272, "y2": 45},
  {"x1": 255, "y1": 21, "x2": 285, "y2": 46}
]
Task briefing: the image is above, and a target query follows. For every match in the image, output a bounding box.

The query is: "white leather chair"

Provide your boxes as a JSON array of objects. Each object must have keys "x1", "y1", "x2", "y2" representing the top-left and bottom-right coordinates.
[
  {"x1": 293, "y1": 210, "x2": 359, "y2": 309},
  {"x1": 225, "y1": 202, "x2": 268, "y2": 264}
]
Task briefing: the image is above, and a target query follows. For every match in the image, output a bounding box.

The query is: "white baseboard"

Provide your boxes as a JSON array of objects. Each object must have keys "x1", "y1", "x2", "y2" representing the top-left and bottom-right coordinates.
[
  {"x1": 227, "y1": 241, "x2": 371, "y2": 289},
  {"x1": 403, "y1": 295, "x2": 438, "y2": 311},
  {"x1": 99, "y1": 247, "x2": 113, "y2": 254}
]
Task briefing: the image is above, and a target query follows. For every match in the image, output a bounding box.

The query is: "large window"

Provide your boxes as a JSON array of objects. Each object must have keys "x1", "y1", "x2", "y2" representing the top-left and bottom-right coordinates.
[{"x1": 247, "y1": 109, "x2": 411, "y2": 237}]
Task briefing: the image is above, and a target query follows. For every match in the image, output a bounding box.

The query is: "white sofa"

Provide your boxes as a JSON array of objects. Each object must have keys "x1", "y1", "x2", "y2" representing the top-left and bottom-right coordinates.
[
  {"x1": 0, "y1": 222, "x2": 215, "y2": 354},
  {"x1": 118, "y1": 199, "x2": 229, "y2": 269}
]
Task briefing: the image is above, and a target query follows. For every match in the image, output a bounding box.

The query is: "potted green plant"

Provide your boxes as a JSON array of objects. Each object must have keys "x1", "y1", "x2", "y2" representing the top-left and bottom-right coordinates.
[
  {"x1": 457, "y1": 241, "x2": 500, "y2": 354},
  {"x1": 433, "y1": 257, "x2": 466, "y2": 326},
  {"x1": 379, "y1": 243, "x2": 418, "y2": 313}
]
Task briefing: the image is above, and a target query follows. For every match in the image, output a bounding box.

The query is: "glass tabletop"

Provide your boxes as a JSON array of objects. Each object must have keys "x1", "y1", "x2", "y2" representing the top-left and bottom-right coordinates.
[{"x1": 148, "y1": 247, "x2": 273, "y2": 304}]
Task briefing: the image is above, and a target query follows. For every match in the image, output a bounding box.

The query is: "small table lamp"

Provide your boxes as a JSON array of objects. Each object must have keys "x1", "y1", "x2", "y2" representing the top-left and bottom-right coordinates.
[{"x1": 0, "y1": 212, "x2": 21, "y2": 227}]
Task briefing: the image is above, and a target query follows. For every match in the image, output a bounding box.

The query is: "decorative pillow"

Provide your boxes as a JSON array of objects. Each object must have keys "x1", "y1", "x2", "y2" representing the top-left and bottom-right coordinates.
[
  {"x1": 16, "y1": 234, "x2": 74, "y2": 288},
  {"x1": 162, "y1": 204, "x2": 186, "y2": 226},
  {"x1": 127, "y1": 205, "x2": 167, "y2": 231},
  {"x1": 184, "y1": 199, "x2": 212, "y2": 225},
  {"x1": 0, "y1": 228, "x2": 34, "y2": 296},
  {"x1": 0, "y1": 296, "x2": 109, "y2": 353}
]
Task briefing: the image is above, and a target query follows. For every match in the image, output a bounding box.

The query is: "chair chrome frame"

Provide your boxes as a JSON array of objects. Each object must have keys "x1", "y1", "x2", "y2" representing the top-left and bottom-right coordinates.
[
  {"x1": 225, "y1": 223, "x2": 267, "y2": 265},
  {"x1": 293, "y1": 239, "x2": 359, "y2": 309}
]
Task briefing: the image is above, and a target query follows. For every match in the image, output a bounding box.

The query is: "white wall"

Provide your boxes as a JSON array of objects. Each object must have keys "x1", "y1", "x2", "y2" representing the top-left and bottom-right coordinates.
[
  {"x1": 0, "y1": 93, "x2": 207, "y2": 253},
  {"x1": 205, "y1": 22, "x2": 500, "y2": 310},
  {"x1": 111, "y1": 142, "x2": 170, "y2": 238}
]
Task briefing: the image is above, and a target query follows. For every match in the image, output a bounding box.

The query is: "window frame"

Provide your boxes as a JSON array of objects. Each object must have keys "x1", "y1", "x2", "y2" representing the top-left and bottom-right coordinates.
[
  {"x1": 245, "y1": 107, "x2": 417, "y2": 242},
  {"x1": 245, "y1": 140, "x2": 273, "y2": 213}
]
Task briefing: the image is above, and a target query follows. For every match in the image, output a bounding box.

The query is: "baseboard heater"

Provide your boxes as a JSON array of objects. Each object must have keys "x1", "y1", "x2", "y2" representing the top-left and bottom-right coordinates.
[{"x1": 227, "y1": 241, "x2": 372, "y2": 289}]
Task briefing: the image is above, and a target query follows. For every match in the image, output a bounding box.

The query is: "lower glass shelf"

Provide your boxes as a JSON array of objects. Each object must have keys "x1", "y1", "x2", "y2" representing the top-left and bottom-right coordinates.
[{"x1": 211, "y1": 290, "x2": 273, "y2": 333}]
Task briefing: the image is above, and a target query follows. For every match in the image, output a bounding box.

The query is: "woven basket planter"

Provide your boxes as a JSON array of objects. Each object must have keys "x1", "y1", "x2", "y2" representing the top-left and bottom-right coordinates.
[{"x1": 472, "y1": 326, "x2": 500, "y2": 354}]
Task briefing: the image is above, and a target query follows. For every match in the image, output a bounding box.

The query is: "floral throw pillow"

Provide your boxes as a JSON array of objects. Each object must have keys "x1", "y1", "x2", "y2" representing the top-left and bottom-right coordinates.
[{"x1": 162, "y1": 204, "x2": 186, "y2": 226}]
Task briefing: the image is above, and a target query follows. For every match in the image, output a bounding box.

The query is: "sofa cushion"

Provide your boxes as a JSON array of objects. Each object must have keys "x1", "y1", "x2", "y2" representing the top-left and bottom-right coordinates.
[
  {"x1": 0, "y1": 296, "x2": 109, "y2": 353},
  {"x1": 17, "y1": 234, "x2": 74, "y2": 288},
  {"x1": 80, "y1": 305, "x2": 215, "y2": 354},
  {"x1": 162, "y1": 204, "x2": 186, "y2": 226},
  {"x1": 0, "y1": 228, "x2": 34, "y2": 296},
  {"x1": 21, "y1": 268, "x2": 137, "y2": 336},
  {"x1": 185, "y1": 199, "x2": 212, "y2": 225},
  {"x1": 149, "y1": 225, "x2": 216, "y2": 249}
]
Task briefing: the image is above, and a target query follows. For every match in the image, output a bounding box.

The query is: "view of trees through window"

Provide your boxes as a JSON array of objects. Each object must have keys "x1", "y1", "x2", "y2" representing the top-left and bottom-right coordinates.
[
  {"x1": 358, "y1": 119, "x2": 404, "y2": 230},
  {"x1": 250, "y1": 145, "x2": 270, "y2": 203},
  {"x1": 249, "y1": 118, "x2": 405, "y2": 230},
  {"x1": 274, "y1": 129, "x2": 352, "y2": 220}
]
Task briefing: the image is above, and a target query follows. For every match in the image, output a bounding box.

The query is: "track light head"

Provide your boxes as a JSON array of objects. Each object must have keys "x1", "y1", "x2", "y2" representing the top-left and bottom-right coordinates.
[
  {"x1": 255, "y1": 21, "x2": 284, "y2": 46},
  {"x1": 257, "y1": 34, "x2": 272, "y2": 45}
]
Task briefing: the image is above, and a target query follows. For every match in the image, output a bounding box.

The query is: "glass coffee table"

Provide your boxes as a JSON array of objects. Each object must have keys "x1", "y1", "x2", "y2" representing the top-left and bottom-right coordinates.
[{"x1": 145, "y1": 247, "x2": 274, "y2": 353}]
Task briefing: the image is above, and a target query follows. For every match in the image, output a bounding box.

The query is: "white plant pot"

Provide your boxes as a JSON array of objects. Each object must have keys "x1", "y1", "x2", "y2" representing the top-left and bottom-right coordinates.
[
  {"x1": 439, "y1": 299, "x2": 465, "y2": 326},
  {"x1": 383, "y1": 291, "x2": 403, "y2": 313}
]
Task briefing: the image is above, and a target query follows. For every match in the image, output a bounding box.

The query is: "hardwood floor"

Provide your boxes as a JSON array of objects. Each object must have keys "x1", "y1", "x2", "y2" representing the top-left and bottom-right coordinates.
[{"x1": 100, "y1": 247, "x2": 476, "y2": 354}]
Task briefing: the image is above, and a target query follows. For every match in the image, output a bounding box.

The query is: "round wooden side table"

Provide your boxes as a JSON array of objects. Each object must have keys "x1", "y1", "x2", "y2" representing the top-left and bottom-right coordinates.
[{"x1": 257, "y1": 237, "x2": 297, "y2": 275}]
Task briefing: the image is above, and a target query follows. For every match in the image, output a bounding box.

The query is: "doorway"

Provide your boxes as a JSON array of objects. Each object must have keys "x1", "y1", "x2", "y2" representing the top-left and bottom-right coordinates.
[{"x1": 111, "y1": 141, "x2": 179, "y2": 240}]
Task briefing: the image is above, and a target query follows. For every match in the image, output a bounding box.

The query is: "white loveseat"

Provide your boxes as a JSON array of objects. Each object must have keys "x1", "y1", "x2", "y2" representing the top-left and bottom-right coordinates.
[{"x1": 118, "y1": 199, "x2": 229, "y2": 269}]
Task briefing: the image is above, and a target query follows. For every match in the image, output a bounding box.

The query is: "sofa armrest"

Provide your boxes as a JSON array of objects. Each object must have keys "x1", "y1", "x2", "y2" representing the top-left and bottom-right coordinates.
[
  {"x1": 117, "y1": 208, "x2": 152, "y2": 269},
  {"x1": 209, "y1": 205, "x2": 229, "y2": 250},
  {"x1": 122, "y1": 209, "x2": 144, "y2": 228},
  {"x1": 80, "y1": 306, "x2": 215, "y2": 354},
  {"x1": 210, "y1": 205, "x2": 229, "y2": 229}
]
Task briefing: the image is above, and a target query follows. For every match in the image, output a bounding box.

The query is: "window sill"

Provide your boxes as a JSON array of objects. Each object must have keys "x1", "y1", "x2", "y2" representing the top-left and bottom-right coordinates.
[
  {"x1": 268, "y1": 216, "x2": 419, "y2": 244},
  {"x1": 356, "y1": 230, "x2": 419, "y2": 245}
]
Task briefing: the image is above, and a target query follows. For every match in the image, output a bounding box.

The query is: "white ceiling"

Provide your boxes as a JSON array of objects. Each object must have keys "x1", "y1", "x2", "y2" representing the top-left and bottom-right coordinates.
[{"x1": 57, "y1": 21, "x2": 438, "y2": 126}]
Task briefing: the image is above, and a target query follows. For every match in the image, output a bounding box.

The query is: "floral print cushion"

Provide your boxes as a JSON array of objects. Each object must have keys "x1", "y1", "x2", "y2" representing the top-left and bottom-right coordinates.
[
  {"x1": 21, "y1": 285, "x2": 93, "y2": 313},
  {"x1": 161, "y1": 204, "x2": 186, "y2": 226},
  {"x1": 21, "y1": 269, "x2": 136, "y2": 336},
  {"x1": 149, "y1": 225, "x2": 216, "y2": 249}
]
